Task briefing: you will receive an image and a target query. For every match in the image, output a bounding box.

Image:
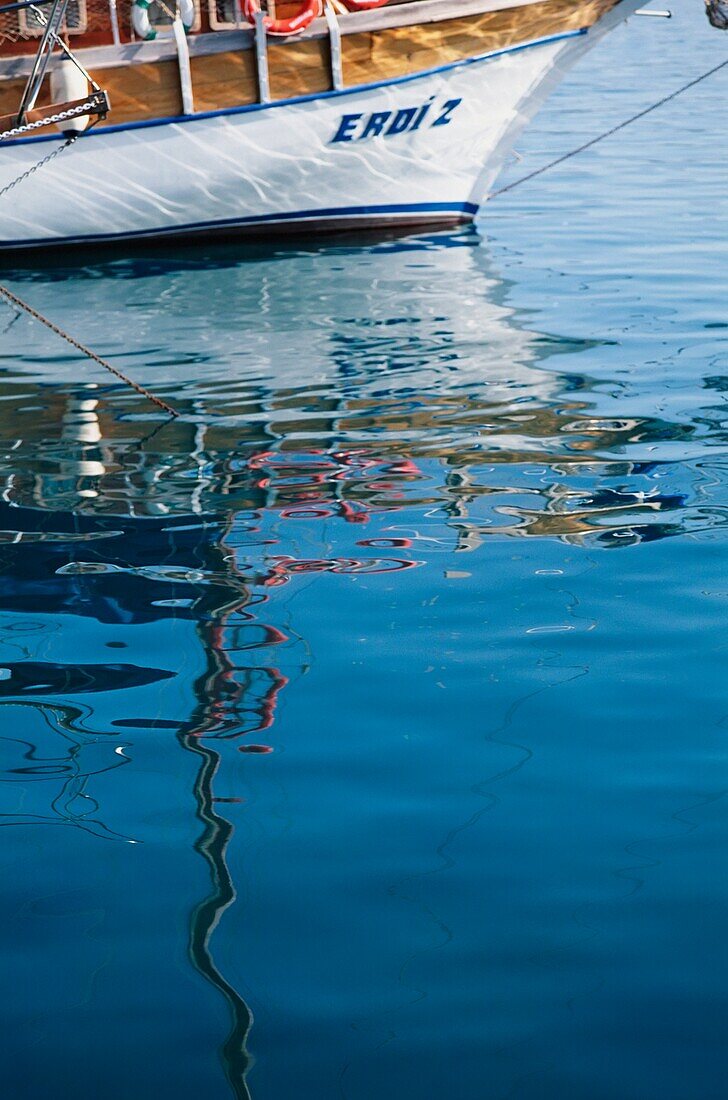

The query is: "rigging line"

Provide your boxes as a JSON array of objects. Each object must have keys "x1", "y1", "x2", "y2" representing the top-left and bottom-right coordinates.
[
  {"x1": 0, "y1": 133, "x2": 76, "y2": 196},
  {"x1": 1, "y1": 113, "x2": 107, "y2": 195},
  {"x1": 490, "y1": 56, "x2": 728, "y2": 199},
  {"x1": 0, "y1": 283, "x2": 180, "y2": 418},
  {"x1": 25, "y1": 3, "x2": 102, "y2": 90}
]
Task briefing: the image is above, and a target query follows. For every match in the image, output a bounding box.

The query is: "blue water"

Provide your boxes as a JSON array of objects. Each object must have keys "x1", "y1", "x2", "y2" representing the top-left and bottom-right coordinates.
[{"x1": 1, "y1": 9, "x2": 726, "y2": 1099}]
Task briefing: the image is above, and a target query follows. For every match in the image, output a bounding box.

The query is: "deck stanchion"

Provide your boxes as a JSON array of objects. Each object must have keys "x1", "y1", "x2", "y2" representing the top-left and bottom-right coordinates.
[
  {"x1": 254, "y1": 10, "x2": 271, "y2": 104},
  {"x1": 325, "y1": 2, "x2": 344, "y2": 91},
  {"x1": 107, "y1": 0, "x2": 121, "y2": 44},
  {"x1": 173, "y1": 14, "x2": 195, "y2": 114}
]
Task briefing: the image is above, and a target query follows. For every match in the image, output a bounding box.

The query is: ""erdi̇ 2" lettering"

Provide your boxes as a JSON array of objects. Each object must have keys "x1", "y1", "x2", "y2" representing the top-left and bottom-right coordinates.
[{"x1": 331, "y1": 98, "x2": 463, "y2": 143}]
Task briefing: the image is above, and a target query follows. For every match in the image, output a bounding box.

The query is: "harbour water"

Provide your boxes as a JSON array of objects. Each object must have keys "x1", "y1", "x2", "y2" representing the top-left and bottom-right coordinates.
[{"x1": 1, "y1": 8, "x2": 726, "y2": 1099}]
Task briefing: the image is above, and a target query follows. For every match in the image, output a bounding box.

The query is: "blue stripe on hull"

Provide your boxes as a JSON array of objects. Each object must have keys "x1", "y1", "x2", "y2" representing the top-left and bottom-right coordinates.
[
  {"x1": 0, "y1": 202, "x2": 480, "y2": 251},
  {"x1": 4, "y1": 28, "x2": 586, "y2": 149}
]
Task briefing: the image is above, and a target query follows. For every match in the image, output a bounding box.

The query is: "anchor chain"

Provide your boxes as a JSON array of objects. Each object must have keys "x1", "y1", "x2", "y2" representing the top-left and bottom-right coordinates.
[
  {"x1": 0, "y1": 133, "x2": 76, "y2": 199},
  {"x1": 0, "y1": 91, "x2": 110, "y2": 141},
  {"x1": 0, "y1": 92, "x2": 109, "y2": 199}
]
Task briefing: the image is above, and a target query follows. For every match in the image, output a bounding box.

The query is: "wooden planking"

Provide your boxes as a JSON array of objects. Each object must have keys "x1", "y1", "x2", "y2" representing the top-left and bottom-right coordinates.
[
  {"x1": 96, "y1": 59, "x2": 184, "y2": 124},
  {"x1": 340, "y1": 0, "x2": 618, "y2": 87},
  {"x1": 0, "y1": 62, "x2": 184, "y2": 128},
  {"x1": 0, "y1": 77, "x2": 27, "y2": 119},
  {"x1": 185, "y1": 51, "x2": 257, "y2": 114},
  {"x1": 268, "y1": 36, "x2": 332, "y2": 100},
  {"x1": 0, "y1": 0, "x2": 622, "y2": 131},
  {"x1": 187, "y1": 36, "x2": 332, "y2": 112}
]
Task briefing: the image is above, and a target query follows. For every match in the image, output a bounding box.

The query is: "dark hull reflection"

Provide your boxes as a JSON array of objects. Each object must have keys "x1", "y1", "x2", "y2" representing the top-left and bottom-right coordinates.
[
  {"x1": 0, "y1": 500, "x2": 260, "y2": 1094},
  {"x1": 0, "y1": 662, "x2": 175, "y2": 695}
]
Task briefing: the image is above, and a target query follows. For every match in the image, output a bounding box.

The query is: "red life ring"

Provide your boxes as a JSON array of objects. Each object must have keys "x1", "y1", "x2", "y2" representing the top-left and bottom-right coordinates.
[
  {"x1": 342, "y1": 0, "x2": 390, "y2": 8},
  {"x1": 243, "y1": 0, "x2": 322, "y2": 36}
]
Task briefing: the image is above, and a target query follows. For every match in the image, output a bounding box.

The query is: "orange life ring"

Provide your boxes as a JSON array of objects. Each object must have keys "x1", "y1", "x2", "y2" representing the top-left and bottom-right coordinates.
[{"x1": 243, "y1": 0, "x2": 322, "y2": 36}]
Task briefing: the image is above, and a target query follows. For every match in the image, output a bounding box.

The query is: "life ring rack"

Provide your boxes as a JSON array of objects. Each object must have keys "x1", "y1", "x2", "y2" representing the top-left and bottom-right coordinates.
[
  {"x1": 132, "y1": 0, "x2": 196, "y2": 40},
  {"x1": 243, "y1": 0, "x2": 322, "y2": 36}
]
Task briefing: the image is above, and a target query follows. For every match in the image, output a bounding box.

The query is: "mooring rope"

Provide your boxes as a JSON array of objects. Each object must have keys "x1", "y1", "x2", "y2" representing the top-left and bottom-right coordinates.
[
  {"x1": 0, "y1": 283, "x2": 180, "y2": 418},
  {"x1": 490, "y1": 56, "x2": 728, "y2": 199}
]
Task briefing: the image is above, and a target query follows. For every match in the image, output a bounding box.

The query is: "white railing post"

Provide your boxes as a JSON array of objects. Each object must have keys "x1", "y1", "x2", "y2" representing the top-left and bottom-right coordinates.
[
  {"x1": 254, "y1": 9, "x2": 270, "y2": 104},
  {"x1": 173, "y1": 15, "x2": 195, "y2": 114},
  {"x1": 107, "y1": 0, "x2": 121, "y2": 45},
  {"x1": 325, "y1": 1, "x2": 344, "y2": 91}
]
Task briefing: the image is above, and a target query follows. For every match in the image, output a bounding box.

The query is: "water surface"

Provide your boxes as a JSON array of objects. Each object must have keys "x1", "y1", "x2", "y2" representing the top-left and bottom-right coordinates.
[{"x1": 0, "y1": 8, "x2": 726, "y2": 1099}]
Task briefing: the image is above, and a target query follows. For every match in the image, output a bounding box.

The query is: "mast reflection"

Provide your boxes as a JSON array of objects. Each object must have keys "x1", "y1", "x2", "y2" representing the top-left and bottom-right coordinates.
[
  {"x1": 0, "y1": 433, "x2": 434, "y2": 1099},
  {"x1": 178, "y1": 725, "x2": 254, "y2": 1100}
]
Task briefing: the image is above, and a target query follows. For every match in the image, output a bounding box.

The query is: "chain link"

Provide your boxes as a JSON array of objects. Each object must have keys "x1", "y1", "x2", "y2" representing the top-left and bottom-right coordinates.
[
  {"x1": 0, "y1": 93, "x2": 107, "y2": 141},
  {"x1": 0, "y1": 91, "x2": 109, "y2": 200},
  {"x1": 0, "y1": 132, "x2": 75, "y2": 198}
]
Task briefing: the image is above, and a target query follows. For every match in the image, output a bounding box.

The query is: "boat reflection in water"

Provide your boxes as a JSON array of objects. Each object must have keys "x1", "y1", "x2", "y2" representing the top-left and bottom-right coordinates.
[{"x1": 0, "y1": 231, "x2": 713, "y2": 1099}]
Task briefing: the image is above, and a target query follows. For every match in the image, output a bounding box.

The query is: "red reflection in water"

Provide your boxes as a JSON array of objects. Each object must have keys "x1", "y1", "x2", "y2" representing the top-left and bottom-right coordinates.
[
  {"x1": 338, "y1": 502, "x2": 369, "y2": 524},
  {"x1": 190, "y1": 447, "x2": 425, "y2": 755},
  {"x1": 244, "y1": 449, "x2": 424, "y2": 529},
  {"x1": 226, "y1": 624, "x2": 288, "y2": 651}
]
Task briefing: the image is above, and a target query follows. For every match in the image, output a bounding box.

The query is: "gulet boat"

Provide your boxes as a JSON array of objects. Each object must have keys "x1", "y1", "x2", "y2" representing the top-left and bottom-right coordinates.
[{"x1": 0, "y1": 0, "x2": 644, "y2": 249}]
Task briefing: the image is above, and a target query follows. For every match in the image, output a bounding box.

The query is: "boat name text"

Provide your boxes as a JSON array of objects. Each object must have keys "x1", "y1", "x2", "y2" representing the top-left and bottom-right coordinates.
[{"x1": 331, "y1": 98, "x2": 462, "y2": 143}]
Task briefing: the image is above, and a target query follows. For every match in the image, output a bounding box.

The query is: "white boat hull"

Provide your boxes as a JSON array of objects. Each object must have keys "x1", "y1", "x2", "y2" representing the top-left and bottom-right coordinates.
[{"x1": 0, "y1": 11, "x2": 635, "y2": 250}]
